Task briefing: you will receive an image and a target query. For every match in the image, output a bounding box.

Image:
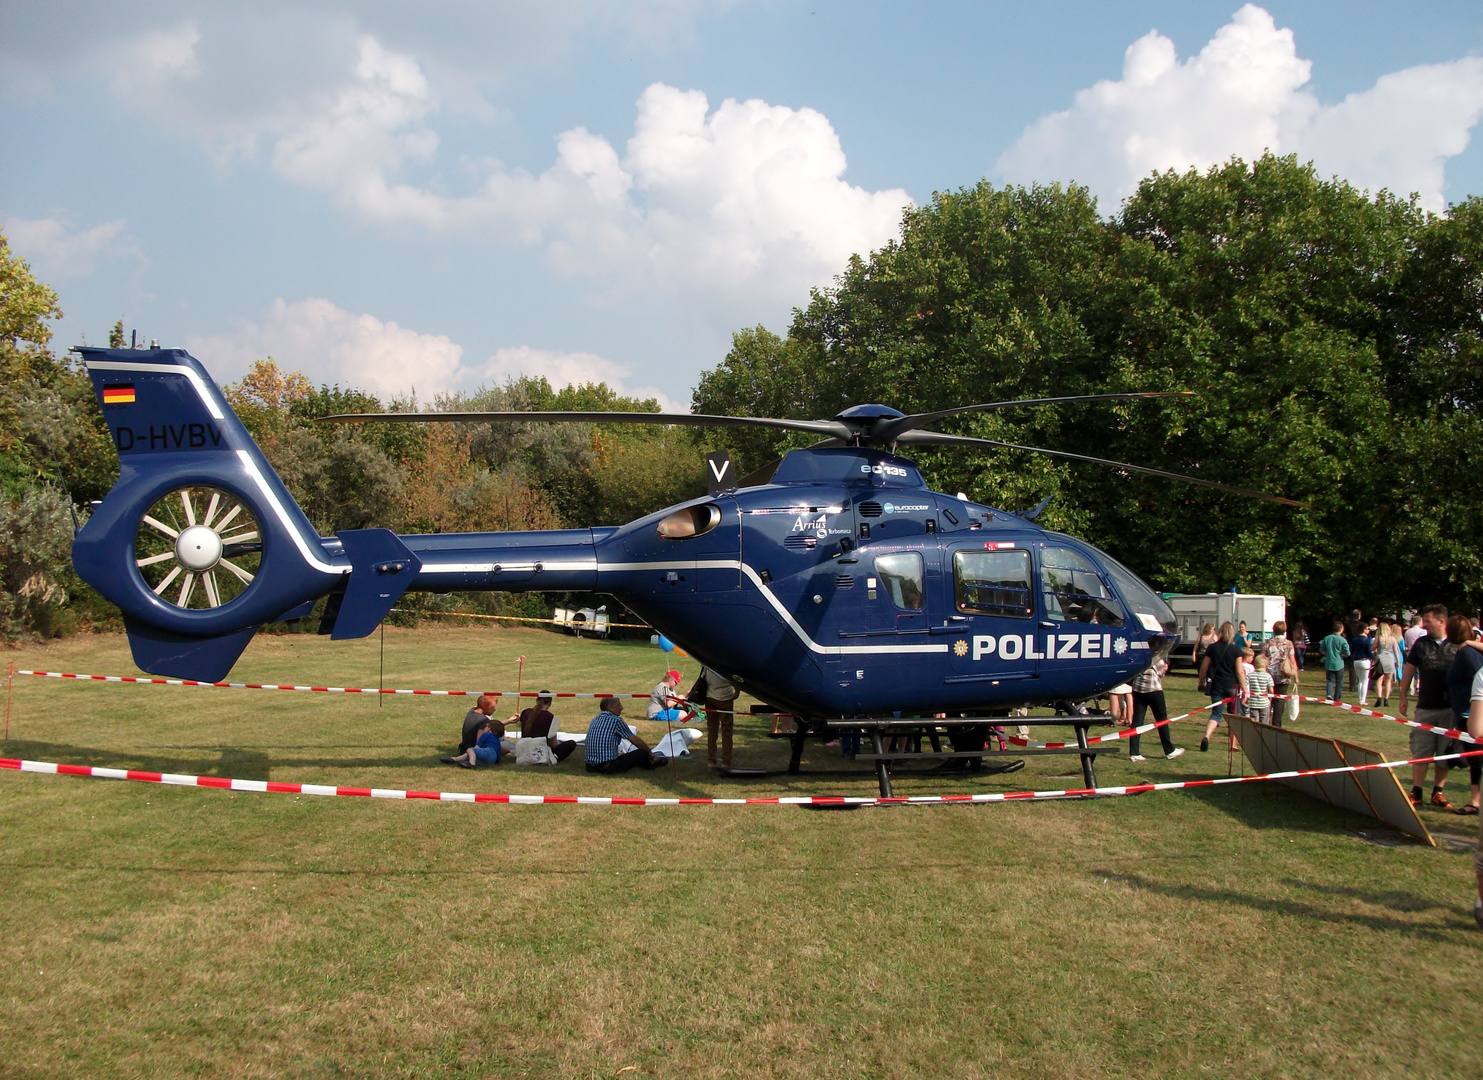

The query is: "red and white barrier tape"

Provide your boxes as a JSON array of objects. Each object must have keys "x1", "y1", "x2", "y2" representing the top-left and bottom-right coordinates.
[
  {"x1": 12, "y1": 670, "x2": 649, "y2": 699},
  {"x1": 4, "y1": 748, "x2": 1481, "y2": 807},
  {"x1": 1271, "y1": 694, "x2": 1479, "y2": 745},
  {"x1": 1005, "y1": 697, "x2": 1233, "y2": 748}
]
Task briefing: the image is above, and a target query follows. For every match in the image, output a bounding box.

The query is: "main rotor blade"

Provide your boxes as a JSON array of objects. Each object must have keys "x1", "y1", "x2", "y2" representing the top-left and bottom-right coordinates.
[
  {"x1": 870, "y1": 392, "x2": 1194, "y2": 444},
  {"x1": 320, "y1": 410, "x2": 853, "y2": 440},
  {"x1": 896, "y1": 430, "x2": 1307, "y2": 507}
]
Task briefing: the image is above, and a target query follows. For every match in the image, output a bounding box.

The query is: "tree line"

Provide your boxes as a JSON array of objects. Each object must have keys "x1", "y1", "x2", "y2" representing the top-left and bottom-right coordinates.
[
  {"x1": 696, "y1": 154, "x2": 1483, "y2": 619},
  {"x1": 2, "y1": 152, "x2": 1481, "y2": 638}
]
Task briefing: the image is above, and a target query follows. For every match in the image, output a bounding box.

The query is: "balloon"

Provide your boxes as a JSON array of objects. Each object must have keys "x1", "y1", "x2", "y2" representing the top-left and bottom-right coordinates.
[
  {"x1": 673, "y1": 648, "x2": 688, "y2": 658},
  {"x1": 658, "y1": 636, "x2": 674, "y2": 652}
]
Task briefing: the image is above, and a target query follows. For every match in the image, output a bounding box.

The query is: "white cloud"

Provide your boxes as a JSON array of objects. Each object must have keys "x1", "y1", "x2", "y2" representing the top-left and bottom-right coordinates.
[
  {"x1": 261, "y1": 69, "x2": 910, "y2": 322},
  {"x1": 106, "y1": 20, "x2": 201, "y2": 98},
  {"x1": 187, "y1": 298, "x2": 464, "y2": 400},
  {"x1": 271, "y1": 36, "x2": 441, "y2": 205},
  {"x1": 3, "y1": 7, "x2": 908, "y2": 341},
  {"x1": 186, "y1": 298, "x2": 685, "y2": 410},
  {"x1": 997, "y1": 4, "x2": 1483, "y2": 212},
  {"x1": 474, "y1": 346, "x2": 688, "y2": 412},
  {"x1": 3, "y1": 215, "x2": 131, "y2": 280}
]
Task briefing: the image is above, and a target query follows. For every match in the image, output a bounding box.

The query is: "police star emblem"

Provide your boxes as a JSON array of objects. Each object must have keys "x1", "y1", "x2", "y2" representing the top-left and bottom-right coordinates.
[{"x1": 953, "y1": 639, "x2": 969, "y2": 657}]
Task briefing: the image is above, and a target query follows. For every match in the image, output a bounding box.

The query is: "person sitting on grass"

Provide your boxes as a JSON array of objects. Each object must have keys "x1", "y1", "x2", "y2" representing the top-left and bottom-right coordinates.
[
  {"x1": 648, "y1": 669, "x2": 692, "y2": 724},
  {"x1": 444, "y1": 693, "x2": 502, "y2": 763},
  {"x1": 449, "y1": 717, "x2": 502, "y2": 768},
  {"x1": 584, "y1": 697, "x2": 663, "y2": 774},
  {"x1": 516, "y1": 690, "x2": 577, "y2": 764}
]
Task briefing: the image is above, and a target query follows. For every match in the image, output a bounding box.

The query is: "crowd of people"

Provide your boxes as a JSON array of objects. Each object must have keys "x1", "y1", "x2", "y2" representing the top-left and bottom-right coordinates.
[
  {"x1": 1190, "y1": 609, "x2": 1483, "y2": 816},
  {"x1": 1192, "y1": 606, "x2": 1483, "y2": 927},
  {"x1": 437, "y1": 611, "x2": 1483, "y2": 930},
  {"x1": 440, "y1": 665, "x2": 740, "y2": 774}
]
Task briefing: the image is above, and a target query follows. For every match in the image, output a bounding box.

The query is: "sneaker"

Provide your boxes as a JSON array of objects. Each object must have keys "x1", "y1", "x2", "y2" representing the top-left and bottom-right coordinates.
[
  {"x1": 1431, "y1": 791, "x2": 1455, "y2": 811},
  {"x1": 1410, "y1": 787, "x2": 1423, "y2": 808},
  {"x1": 1166, "y1": 748, "x2": 1186, "y2": 760},
  {"x1": 1199, "y1": 738, "x2": 1209, "y2": 753},
  {"x1": 1129, "y1": 754, "x2": 1147, "y2": 763}
]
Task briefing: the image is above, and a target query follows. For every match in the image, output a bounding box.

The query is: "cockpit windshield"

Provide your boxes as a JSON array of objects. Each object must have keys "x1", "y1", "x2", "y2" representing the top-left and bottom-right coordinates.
[
  {"x1": 1097, "y1": 552, "x2": 1178, "y2": 634},
  {"x1": 1040, "y1": 544, "x2": 1125, "y2": 627}
]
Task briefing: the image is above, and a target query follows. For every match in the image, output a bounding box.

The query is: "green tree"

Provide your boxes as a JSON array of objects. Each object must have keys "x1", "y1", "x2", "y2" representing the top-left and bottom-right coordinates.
[{"x1": 695, "y1": 157, "x2": 1464, "y2": 614}]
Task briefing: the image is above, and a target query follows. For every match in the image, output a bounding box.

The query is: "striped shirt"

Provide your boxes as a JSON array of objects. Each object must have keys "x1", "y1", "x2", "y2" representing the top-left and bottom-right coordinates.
[
  {"x1": 1246, "y1": 669, "x2": 1274, "y2": 709},
  {"x1": 584, "y1": 711, "x2": 635, "y2": 765}
]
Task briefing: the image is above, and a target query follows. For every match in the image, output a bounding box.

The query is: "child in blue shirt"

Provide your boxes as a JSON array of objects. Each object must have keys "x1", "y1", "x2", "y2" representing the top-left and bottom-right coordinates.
[{"x1": 451, "y1": 719, "x2": 502, "y2": 767}]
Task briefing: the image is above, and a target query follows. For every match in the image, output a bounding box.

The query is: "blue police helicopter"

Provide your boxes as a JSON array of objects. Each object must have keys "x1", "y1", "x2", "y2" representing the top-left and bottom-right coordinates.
[{"x1": 71, "y1": 346, "x2": 1297, "y2": 791}]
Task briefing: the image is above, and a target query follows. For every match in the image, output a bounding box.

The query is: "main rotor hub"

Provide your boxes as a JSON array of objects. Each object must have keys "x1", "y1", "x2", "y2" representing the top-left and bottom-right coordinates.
[{"x1": 175, "y1": 525, "x2": 223, "y2": 572}]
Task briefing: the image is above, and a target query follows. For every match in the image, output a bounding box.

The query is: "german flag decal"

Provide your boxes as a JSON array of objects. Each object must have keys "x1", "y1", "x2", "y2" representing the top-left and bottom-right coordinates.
[{"x1": 102, "y1": 383, "x2": 136, "y2": 405}]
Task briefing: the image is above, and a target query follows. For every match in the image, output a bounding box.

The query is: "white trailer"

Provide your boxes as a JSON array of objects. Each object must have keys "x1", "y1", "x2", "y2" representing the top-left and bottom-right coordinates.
[{"x1": 1165, "y1": 593, "x2": 1287, "y2": 664}]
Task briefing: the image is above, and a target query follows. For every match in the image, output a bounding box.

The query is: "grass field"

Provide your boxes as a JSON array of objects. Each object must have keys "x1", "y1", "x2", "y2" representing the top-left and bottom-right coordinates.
[{"x1": 2, "y1": 625, "x2": 1481, "y2": 1079}]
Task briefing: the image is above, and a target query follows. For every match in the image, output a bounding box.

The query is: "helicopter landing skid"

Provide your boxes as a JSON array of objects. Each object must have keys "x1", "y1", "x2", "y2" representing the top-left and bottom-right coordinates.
[{"x1": 814, "y1": 714, "x2": 1118, "y2": 797}]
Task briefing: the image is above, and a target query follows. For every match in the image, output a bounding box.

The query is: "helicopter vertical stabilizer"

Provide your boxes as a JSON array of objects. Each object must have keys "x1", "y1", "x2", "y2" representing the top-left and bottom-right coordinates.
[{"x1": 71, "y1": 347, "x2": 349, "y2": 677}]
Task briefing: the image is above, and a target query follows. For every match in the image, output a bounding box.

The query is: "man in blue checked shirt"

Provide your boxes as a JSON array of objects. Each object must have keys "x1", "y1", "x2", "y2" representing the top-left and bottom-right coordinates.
[{"x1": 584, "y1": 698, "x2": 663, "y2": 773}]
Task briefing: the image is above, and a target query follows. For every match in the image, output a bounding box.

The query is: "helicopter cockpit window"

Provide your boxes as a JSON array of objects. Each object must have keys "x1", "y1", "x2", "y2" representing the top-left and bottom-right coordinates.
[
  {"x1": 874, "y1": 552, "x2": 924, "y2": 610},
  {"x1": 655, "y1": 504, "x2": 722, "y2": 539},
  {"x1": 1098, "y1": 552, "x2": 1178, "y2": 634},
  {"x1": 953, "y1": 550, "x2": 1033, "y2": 619},
  {"x1": 1040, "y1": 545, "x2": 1125, "y2": 627}
]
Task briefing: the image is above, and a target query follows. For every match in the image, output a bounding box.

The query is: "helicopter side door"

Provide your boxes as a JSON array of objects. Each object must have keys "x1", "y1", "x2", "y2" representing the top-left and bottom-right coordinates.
[
  {"x1": 938, "y1": 542, "x2": 1040, "y2": 689},
  {"x1": 859, "y1": 546, "x2": 931, "y2": 635}
]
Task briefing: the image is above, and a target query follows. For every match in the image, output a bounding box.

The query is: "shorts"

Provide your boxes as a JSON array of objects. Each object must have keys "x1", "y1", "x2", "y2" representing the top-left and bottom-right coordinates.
[
  {"x1": 1409, "y1": 708, "x2": 1458, "y2": 761},
  {"x1": 473, "y1": 745, "x2": 500, "y2": 764}
]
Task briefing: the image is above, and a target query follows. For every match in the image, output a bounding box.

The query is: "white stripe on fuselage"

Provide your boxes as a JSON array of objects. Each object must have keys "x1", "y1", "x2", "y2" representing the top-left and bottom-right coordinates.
[{"x1": 595, "y1": 559, "x2": 948, "y2": 657}]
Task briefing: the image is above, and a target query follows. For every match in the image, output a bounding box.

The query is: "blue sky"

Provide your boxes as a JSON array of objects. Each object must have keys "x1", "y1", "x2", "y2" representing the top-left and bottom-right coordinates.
[{"x1": 3, "y1": 1, "x2": 1482, "y2": 409}]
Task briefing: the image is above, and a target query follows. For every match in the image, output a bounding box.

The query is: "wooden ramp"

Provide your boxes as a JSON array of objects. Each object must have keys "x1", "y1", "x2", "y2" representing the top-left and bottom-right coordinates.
[{"x1": 1228, "y1": 715, "x2": 1433, "y2": 846}]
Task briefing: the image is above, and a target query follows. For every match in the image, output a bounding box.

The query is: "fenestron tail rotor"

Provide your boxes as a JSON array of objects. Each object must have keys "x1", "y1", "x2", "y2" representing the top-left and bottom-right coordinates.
[{"x1": 133, "y1": 486, "x2": 263, "y2": 611}]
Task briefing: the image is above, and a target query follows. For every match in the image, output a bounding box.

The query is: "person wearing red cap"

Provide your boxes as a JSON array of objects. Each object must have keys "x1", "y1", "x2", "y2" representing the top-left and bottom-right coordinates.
[{"x1": 648, "y1": 669, "x2": 689, "y2": 724}]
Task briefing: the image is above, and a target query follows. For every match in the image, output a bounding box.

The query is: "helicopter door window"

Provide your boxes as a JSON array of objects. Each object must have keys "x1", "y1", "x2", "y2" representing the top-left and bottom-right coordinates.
[
  {"x1": 873, "y1": 552, "x2": 924, "y2": 610},
  {"x1": 1040, "y1": 545, "x2": 1125, "y2": 627},
  {"x1": 952, "y1": 550, "x2": 1033, "y2": 618}
]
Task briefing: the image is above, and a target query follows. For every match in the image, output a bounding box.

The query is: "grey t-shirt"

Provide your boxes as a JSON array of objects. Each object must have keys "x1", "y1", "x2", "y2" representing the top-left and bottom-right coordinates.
[
  {"x1": 648, "y1": 682, "x2": 677, "y2": 718},
  {"x1": 460, "y1": 708, "x2": 487, "y2": 751}
]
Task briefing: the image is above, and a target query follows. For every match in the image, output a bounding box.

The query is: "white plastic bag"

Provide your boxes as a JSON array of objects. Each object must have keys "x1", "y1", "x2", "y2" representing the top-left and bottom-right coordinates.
[{"x1": 514, "y1": 737, "x2": 556, "y2": 765}]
